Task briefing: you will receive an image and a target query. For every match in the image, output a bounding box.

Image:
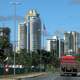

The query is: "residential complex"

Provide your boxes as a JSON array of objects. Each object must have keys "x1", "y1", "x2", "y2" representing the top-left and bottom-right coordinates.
[
  {"x1": 64, "y1": 31, "x2": 80, "y2": 54},
  {"x1": 14, "y1": 9, "x2": 80, "y2": 56}
]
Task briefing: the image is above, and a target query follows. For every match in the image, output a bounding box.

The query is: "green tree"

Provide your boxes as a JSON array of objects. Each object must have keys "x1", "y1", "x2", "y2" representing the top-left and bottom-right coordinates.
[{"x1": 31, "y1": 51, "x2": 40, "y2": 66}]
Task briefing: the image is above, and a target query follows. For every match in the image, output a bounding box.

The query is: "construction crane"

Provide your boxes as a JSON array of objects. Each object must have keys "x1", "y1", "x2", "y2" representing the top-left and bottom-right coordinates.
[
  {"x1": 0, "y1": 16, "x2": 26, "y2": 27},
  {"x1": 0, "y1": 16, "x2": 26, "y2": 21}
]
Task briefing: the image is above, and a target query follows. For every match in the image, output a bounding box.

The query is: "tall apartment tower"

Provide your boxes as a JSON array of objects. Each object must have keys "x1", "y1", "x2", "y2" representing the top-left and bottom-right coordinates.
[
  {"x1": 64, "y1": 31, "x2": 80, "y2": 54},
  {"x1": 25, "y1": 9, "x2": 41, "y2": 52},
  {"x1": 17, "y1": 23, "x2": 27, "y2": 51}
]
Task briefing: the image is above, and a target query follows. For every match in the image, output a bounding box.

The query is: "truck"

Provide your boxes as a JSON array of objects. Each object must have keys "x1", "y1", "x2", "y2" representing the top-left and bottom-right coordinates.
[{"x1": 60, "y1": 55, "x2": 80, "y2": 76}]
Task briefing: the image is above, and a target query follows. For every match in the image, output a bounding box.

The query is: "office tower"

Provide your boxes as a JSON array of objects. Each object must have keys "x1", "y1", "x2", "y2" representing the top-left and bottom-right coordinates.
[
  {"x1": 17, "y1": 23, "x2": 27, "y2": 51},
  {"x1": 25, "y1": 9, "x2": 41, "y2": 52},
  {"x1": 64, "y1": 31, "x2": 80, "y2": 54}
]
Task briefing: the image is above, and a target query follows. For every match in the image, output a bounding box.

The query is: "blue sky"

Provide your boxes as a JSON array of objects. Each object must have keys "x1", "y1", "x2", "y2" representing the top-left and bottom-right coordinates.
[{"x1": 0, "y1": 0, "x2": 80, "y2": 42}]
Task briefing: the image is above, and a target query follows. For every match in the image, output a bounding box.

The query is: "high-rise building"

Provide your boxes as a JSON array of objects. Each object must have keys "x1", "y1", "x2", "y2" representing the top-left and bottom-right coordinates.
[
  {"x1": 25, "y1": 9, "x2": 41, "y2": 52},
  {"x1": 64, "y1": 31, "x2": 80, "y2": 54},
  {"x1": 0, "y1": 27, "x2": 10, "y2": 48},
  {"x1": 17, "y1": 23, "x2": 27, "y2": 51},
  {"x1": 0, "y1": 27, "x2": 12, "y2": 55},
  {"x1": 46, "y1": 36, "x2": 64, "y2": 57}
]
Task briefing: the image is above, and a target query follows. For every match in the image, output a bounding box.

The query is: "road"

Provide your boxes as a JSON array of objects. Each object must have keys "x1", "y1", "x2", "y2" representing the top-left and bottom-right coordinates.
[{"x1": 21, "y1": 72, "x2": 80, "y2": 80}]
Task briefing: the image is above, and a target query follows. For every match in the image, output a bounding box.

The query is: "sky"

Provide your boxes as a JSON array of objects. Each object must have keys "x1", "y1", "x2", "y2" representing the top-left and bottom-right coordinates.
[{"x1": 0, "y1": 0, "x2": 80, "y2": 42}]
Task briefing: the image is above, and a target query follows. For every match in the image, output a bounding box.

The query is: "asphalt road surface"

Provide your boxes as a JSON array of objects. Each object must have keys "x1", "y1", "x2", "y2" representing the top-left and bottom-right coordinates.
[{"x1": 21, "y1": 72, "x2": 80, "y2": 80}]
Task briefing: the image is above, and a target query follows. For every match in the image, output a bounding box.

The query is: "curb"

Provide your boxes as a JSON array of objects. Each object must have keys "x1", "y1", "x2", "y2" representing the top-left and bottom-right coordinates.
[
  {"x1": 0, "y1": 72, "x2": 47, "y2": 80},
  {"x1": 16, "y1": 72, "x2": 47, "y2": 80}
]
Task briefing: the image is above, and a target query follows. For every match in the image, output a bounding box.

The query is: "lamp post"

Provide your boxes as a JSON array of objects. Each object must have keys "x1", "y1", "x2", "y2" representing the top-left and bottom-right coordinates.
[
  {"x1": 59, "y1": 37, "x2": 61, "y2": 58},
  {"x1": 10, "y1": 0, "x2": 21, "y2": 77}
]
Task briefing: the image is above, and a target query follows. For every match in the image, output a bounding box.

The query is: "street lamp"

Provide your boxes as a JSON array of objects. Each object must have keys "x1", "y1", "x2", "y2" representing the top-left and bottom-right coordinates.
[{"x1": 10, "y1": 0, "x2": 21, "y2": 77}]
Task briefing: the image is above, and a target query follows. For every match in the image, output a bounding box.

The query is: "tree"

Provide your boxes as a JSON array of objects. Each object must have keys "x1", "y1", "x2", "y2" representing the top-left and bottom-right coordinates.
[
  {"x1": 9, "y1": 49, "x2": 32, "y2": 67},
  {"x1": 31, "y1": 51, "x2": 40, "y2": 66},
  {"x1": 0, "y1": 49, "x2": 7, "y2": 63}
]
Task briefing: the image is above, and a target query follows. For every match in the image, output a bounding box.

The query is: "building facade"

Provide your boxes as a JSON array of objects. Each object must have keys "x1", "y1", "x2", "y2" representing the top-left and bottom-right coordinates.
[
  {"x1": 25, "y1": 9, "x2": 41, "y2": 52},
  {"x1": 17, "y1": 23, "x2": 27, "y2": 51},
  {"x1": 0, "y1": 27, "x2": 12, "y2": 55},
  {"x1": 64, "y1": 31, "x2": 80, "y2": 54},
  {"x1": 0, "y1": 27, "x2": 10, "y2": 48},
  {"x1": 46, "y1": 36, "x2": 64, "y2": 58}
]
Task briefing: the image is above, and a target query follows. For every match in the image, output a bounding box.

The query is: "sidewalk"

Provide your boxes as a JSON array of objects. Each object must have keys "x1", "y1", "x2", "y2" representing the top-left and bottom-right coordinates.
[{"x1": 0, "y1": 72, "x2": 47, "y2": 80}]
